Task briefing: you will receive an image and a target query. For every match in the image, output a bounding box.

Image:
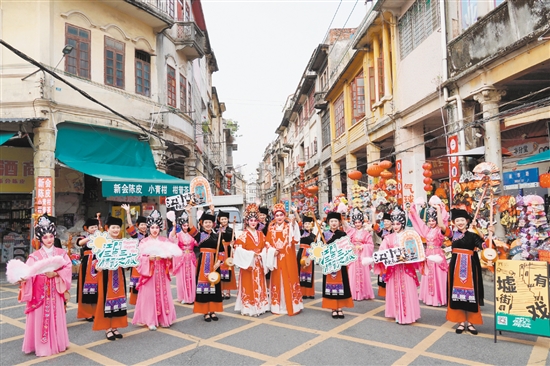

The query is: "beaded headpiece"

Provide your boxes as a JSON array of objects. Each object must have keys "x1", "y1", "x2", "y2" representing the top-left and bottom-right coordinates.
[
  {"x1": 272, "y1": 203, "x2": 286, "y2": 215},
  {"x1": 350, "y1": 207, "x2": 364, "y2": 223},
  {"x1": 391, "y1": 207, "x2": 406, "y2": 226},
  {"x1": 35, "y1": 214, "x2": 57, "y2": 242},
  {"x1": 146, "y1": 209, "x2": 164, "y2": 229},
  {"x1": 244, "y1": 203, "x2": 260, "y2": 222},
  {"x1": 177, "y1": 211, "x2": 189, "y2": 225}
]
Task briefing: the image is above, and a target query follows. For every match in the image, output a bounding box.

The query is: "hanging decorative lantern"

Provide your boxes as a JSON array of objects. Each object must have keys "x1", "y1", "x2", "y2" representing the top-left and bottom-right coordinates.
[
  {"x1": 348, "y1": 170, "x2": 363, "y2": 181},
  {"x1": 308, "y1": 185, "x2": 319, "y2": 194},
  {"x1": 226, "y1": 172, "x2": 233, "y2": 191},
  {"x1": 298, "y1": 161, "x2": 306, "y2": 168},
  {"x1": 423, "y1": 177, "x2": 433, "y2": 185},
  {"x1": 422, "y1": 162, "x2": 433, "y2": 170},
  {"x1": 540, "y1": 172, "x2": 550, "y2": 188},
  {"x1": 424, "y1": 184, "x2": 433, "y2": 192},
  {"x1": 367, "y1": 163, "x2": 383, "y2": 177},
  {"x1": 423, "y1": 170, "x2": 433, "y2": 178},
  {"x1": 379, "y1": 160, "x2": 392, "y2": 170},
  {"x1": 380, "y1": 170, "x2": 393, "y2": 179}
]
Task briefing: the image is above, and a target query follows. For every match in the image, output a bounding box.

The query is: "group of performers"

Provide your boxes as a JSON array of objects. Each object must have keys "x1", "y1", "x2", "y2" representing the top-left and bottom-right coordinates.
[{"x1": 16, "y1": 198, "x2": 486, "y2": 357}]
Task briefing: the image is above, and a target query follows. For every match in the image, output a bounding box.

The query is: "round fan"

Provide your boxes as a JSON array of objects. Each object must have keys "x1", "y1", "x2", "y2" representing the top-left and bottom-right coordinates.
[{"x1": 473, "y1": 162, "x2": 499, "y2": 177}]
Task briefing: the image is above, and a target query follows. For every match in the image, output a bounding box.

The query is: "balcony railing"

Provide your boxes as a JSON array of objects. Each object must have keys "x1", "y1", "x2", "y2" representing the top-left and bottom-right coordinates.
[
  {"x1": 173, "y1": 21, "x2": 206, "y2": 61},
  {"x1": 123, "y1": 0, "x2": 175, "y2": 27},
  {"x1": 314, "y1": 92, "x2": 327, "y2": 110}
]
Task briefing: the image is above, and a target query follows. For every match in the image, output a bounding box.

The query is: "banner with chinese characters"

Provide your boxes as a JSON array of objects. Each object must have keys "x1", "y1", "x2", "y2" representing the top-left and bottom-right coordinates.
[
  {"x1": 395, "y1": 159, "x2": 404, "y2": 207},
  {"x1": 35, "y1": 176, "x2": 53, "y2": 215},
  {"x1": 372, "y1": 230, "x2": 425, "y2": 267},
  {"x1": 87, "y1": 231, "x2": 139, "y2": 270},
  {"x1": 166, "y1": 192, "x2": 198, "y2": 210},
  {"x1": 101, "y1": 181, "x2": 190, "y2": 197},
  {"x1": 0, "y1": 147, "x2": 34, "y2": 193},
  {"x1": 307, "y1": 237, "x2": 358, "y2": 275},
  {"x1": 495, "y1": 260, "x2": 550, "y2": 338},
  {"x1": 448, "y1": 135, "x2": 460, "y2": 201}
]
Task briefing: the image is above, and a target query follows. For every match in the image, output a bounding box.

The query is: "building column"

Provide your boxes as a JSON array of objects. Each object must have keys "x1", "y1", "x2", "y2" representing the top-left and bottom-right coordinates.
[
  {"x1": 346, "y1": 153, "x2": 357, "y2": 198},
  {"x1": 394, "y1": 121, "x2": 424, "y2": 208},
  {"x1": 366, "y1": 143, "x2": 380, "y2": 187},
  {"x1": 331, "y1": 160, "x2": 341, "y2": 197},
  {"x1": 473, "y1": 87, "x2": 506, "y2": 174},
  {"x1": 372, "y1": 35, "x2": 381, "y2": 104},
  {"x1": 33, "y1": 121, "x2": 56, "y2": 215},
  {"x1": 382, "y1": 19, "x2": 392, "y2": 96}
]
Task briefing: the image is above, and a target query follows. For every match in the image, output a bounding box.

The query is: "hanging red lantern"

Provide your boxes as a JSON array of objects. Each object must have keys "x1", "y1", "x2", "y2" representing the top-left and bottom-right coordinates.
[
  {"x1": 308, "y1": 185, "x2": 319, "y2": 194},
  {"x1": 379, "y1": 160, "x2": 392, "y2": 170},
  {"x1": 380, "y1": 170, "x2": 393, "y2": 179},
  {"x1": 422, "y1": 162, "x2": 433, "y2": 170},
  {"x1": 367, "y1": 163, "x2": 382, "y2": 177},
  {"x1": 423, "y1": 177, "x2": 433, "y2": 185},
  {"x1": 423, "y1": 170, "x2": 433, "y2": 178},
  {"x1": 424, "y1": 184, "x2": 433, "y2": 192},
  {"x1": 540, "y1": 172, "x2": 550, "y2": 188},
  {"x1": 348, "y1": 170, "x2": 363, "y2": 181}
]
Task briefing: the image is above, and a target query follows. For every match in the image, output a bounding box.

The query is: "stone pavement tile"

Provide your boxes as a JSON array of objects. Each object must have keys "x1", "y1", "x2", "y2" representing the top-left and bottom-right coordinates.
[
  {"x1": 0, "y1": 338, "x2": 37, "y2": 365},
  {"x1": 67, "y1": 322, "x2": 108, "y2": 346},
  {"x1": 216, "y1": 323, "x2": 318, "y2": 357},
  {"x1": 0, "y1": 322, "x2": 24, "y2": 339},
  {"x1": 341, "y1": 318, "x2": 435, "y2": 348},
  {"x1": 408, "y1": 355, "x2": 466, "y2": 365},
  {"x1": 33, "y1": 352, "x2": 103, "y2": 365},
  {"x1": 0, "y1": 295, "x2": 21, "y2": 308},
  {"x1": 269, "y1": 307, "x2": 345, "y2": 332},
  {"x1": 65, "y1": 307, "x2": 81, "y2": 324},
  {"x1": 0, "y1": 303, "x2": 26, "y2": 319},
  {"x1": 345, "y1": 299, "x2": 385, "y2": 314},
  {"x1": 152, "y1": 344, "x2": 263, "y2": 365},
  {"x1": 415, "y1": 307, "x2": 448, "y2": 327},
  {"x1": 289, "y1": 337, "x2": 405, "y2": 366},
  {"x1": 171, "y1": 313, "x2": 252, "y2": 340},
  {"x1": 427, "y1": 332, "x2": 533, "y2": 365},
  {"x1": 88, "y1": 328, "x2": 193, "y2": 365}
]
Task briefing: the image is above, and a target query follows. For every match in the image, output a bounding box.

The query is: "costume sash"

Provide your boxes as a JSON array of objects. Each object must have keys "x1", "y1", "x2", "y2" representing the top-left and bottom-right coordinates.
[
  {"x1": 325, "y1": 271, "x2": 344, "y2": 296},
  {"x1": 154, "y1": 259, "x2": 171, "y2": 316},
  {"x1": 451, "y1": 248, "x2": 476, "y2": 303},
  {"x1": 83, "y1": 251, "x2": 98, "y2": 296},
  {"x1": 196, "y1": 248, "x2": 217, "y2": 295},
  {"x1": 105, "y1": 269, "x2": 127, "y2": 315}
]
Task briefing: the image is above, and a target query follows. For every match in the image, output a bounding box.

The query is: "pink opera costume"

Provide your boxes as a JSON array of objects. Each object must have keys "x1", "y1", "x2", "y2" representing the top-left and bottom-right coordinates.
[
  {"x1": 409, "y1": 203, "x2": 449, "y2": 306},
  {"x1": 170, "y1": 211, "x2": 198, "y2": 304},
  {"x1": 374, "y1": 208, "x2": 422, "y2": 324},
  {"x1": 132, "y1": 210, "x2": 182, "y2": 330},
  {"x1": 13, "y1": 215, "x2": 72, "y2": 357},
  {"x1": 344, "y1": 208, "x2": 375, "y2": 301}
]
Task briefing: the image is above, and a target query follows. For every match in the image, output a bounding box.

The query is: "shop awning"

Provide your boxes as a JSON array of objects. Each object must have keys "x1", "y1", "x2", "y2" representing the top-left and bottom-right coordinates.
[
  {"x1": 0, "y1": 131, "x2": 15, "y2": 145},
  {"x1": 445, "y1": 146, "x2": 512, "y2": 157},
  {"x1": 517, "y1": 149, "x2": 550, "y2": 165},
  {"x1": 55, "y1": 122, "x2": 189, "y2": 197}
]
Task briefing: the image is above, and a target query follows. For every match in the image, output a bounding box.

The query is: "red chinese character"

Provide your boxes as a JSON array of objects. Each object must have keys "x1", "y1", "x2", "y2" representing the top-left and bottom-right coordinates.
[
  {"x1": 23, "y1": 162, "x2": 34, "y2": 177},
  {"x1": 3, "y1": 161, "x2": 18, "y2": 176}
]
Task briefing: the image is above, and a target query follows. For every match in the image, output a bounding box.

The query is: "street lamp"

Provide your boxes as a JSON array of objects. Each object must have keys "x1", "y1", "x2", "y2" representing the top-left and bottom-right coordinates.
[{"x1": 22, "y1": 45, "x2": 74, "y2": 81}]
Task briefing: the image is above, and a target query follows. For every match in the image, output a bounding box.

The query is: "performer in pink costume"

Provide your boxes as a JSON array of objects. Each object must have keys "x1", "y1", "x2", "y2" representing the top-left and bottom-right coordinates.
[
  {"x1": 374, "y1": 208, "x2": 422, "y2": 324},
  {"x1": 409, "y1": 203, "x2": 449, "y2": 306},
  {"x1": 170, "y1": 211, "x2": 198, "y2": 304},
  {"x1": 132, "y1": 210, "x2": 180, "y2": 330},
  {"x1": 19, "y1": 215, "x2": 72, "y2": 357},
  {"x1": 343, "y1": 208, "x2": 375, "y2": 301}
]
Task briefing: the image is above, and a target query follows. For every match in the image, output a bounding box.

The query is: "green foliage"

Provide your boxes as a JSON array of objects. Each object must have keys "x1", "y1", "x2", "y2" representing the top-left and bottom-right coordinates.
[{"x1": 225, "y1": 119, "x2": 239, "y2": 135}]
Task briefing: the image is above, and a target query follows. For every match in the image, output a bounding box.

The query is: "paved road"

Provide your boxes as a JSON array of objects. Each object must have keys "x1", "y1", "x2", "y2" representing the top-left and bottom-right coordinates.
[{"x1": 1, "y1": 268, "x2": 549, "y2": 366}]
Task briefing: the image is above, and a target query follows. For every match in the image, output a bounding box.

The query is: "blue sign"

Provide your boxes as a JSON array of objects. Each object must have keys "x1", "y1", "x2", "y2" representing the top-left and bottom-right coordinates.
[{"x1": 503, "y1": 168, "x2": 539, "y2": 186}]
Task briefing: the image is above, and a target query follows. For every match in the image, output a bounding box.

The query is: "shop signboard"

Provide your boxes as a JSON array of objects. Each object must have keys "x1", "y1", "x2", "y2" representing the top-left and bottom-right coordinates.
[
  {"x1": 495, "y1": 260, "x2": 550, "y2": 339},
  {"x1": 102, "y1": 181, "x2": 190, "y2": 197},
  {"x1": 448, "y1": 135, "x2": 460, "y2": 200},
  {"x1": 395, "y1": 159, "x2": 404, "y2": 206},
  {"x1": 502, "y1": 168, "x2": 540, "y2": 190},
  {"x1": 0, "y1": 147, "x2": 34, "y2": 193},
  {"x1": 35, "y1": 176, "x2": 53, "y2": 215}
]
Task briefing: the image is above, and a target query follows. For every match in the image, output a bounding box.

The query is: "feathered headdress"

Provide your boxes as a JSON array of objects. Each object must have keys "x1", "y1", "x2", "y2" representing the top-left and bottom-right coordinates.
[
  {"x1": 35, "y1": 214, "x2": 56, "y2": 242},
  {"x1": 147, "y1": 209, "x2": 164, "y2": 229}
]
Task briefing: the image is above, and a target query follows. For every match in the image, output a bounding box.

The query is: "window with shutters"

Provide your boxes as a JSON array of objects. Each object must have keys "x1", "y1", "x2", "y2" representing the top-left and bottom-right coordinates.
[
  {"x1": 369, "y1": 67, "x2": 376, "y2": 109},
  {"x1": 105, "y1": 37, "x2": 125, "y2": 88},
  {"x1": 135, "y1": 51, "x2": 150, "y2": 97},
  {"x1": 179, "y1": 74, "x2": 187, "y2": 113},
  {"x1": 167, "y1": 66, "x2": 177, "y2": 107},
  {"x1": 65, "y1": 24, "x2": 90, "y2": 79},
  {"x1": 308, "y1": 86, "x2": 315, "y2": 116},
  {"x1": 334, "y1": 93, "x2": 345, "y2": 138},
  {"x1": 398, "y1": 0, "x2": 440, "y2": 59},
  {"x1": 378, "y1": 57, "x2": 384, "y2": 100},
  {"x1": 351, "y1": 70, "x2": 365, "y2": 123},
  {"x1": 187, "y1": 81, "x2": 192, "y2": 113},
  {"x1": 322, "y1": 111, "x2": 331, "y2": 148}
]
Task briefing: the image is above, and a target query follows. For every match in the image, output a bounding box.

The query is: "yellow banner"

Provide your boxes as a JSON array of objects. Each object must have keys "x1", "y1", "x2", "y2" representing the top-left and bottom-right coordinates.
[{"x1": 0, "y1": 147, "x2": 34, "y2": 193}]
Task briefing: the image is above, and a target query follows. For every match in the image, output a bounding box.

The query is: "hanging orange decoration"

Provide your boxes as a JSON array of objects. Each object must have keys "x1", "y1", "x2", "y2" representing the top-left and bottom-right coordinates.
[
  {"x1": 423, "y1": 170, "x2": 433, "y2": 178},
  {"x1": 423, "y1": 177, "x2": 433, "y2": 185},
  {"x1": 379, "y1": 160, "x2": 393, "y2": 170},
  {"x1": 367, "y1": 163, "x2": 383, "y2": 177},
  {"x1": 307, "y1": 185, "x2": 319, "y2": 194},
  {"x1": 424, "y1": 184, "x2": 433, "y2": 192},
  {"x1": 540, "y1": 172, "x2": 550, "y2": 188},
  {"x1": 380, "y1": 170, "x2": 393, "y2": 180},
  {"x1": 348, "y1": 170, "x2": 363, "y2": 181},
  {"x1": 422, "y1": 162, "x2": 433, "y2": 170}
]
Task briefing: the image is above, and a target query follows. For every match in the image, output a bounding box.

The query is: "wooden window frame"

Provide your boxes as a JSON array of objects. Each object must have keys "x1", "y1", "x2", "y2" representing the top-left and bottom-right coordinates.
[
  {"x1": 104, "y1": 36, "x2": 125, "y2": 89},
  {"x1": 187, "y1": 80, "x2": 192, "y2": 112},
  {"x1": 334, "y1": 93, "x2": 345, "y2": 138},
  {"x1": 179, "y1": 73, "x2": 187, "y2": 113},
  {"x1": 65, "y1": 24, "x2": 91, "y2": 79},
  {"x1": 308, "y1": 86, "x2": 315, "y2": 116},
  {"x1": 167, "y1": 65, "x2": 177, "y2": 108},
  {"x1": 135, "y1": 50, "x2": 151, "y2": 97},
  {"x1": 351, "y1": 70, "x2": 365, "y2": 123}
]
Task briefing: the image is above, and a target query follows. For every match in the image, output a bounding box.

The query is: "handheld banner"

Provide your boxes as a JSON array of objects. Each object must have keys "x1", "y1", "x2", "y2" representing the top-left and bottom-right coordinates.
[
  {"x1": 166, "y1": 192, "x2": 197, "y2": 210},
  {"x1": 87, "y1": 232, "x2": 139, "y2": 270},
  {"x1": 307, "y1": 237, "x2": 358, "y2": 275},
  {"x1": 373, "y1": 230, "x2": 425, "y2": 267},
  {"x1": 190, "y1": 176, "x2": 213, "y2": 206},
  {"x1": 495, "y1": 260, "x2": 550, "y2": 339}
]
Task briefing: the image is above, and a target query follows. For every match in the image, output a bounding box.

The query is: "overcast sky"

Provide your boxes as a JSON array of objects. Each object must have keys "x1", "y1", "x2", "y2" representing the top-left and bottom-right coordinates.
[{"x1": 201, "y1": 0, "x2": 368, "y2": 180}]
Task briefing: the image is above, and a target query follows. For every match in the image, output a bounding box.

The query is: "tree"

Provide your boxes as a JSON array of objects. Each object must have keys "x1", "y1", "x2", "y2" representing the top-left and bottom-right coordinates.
[{"x1": 224, "y1": 119, "x2": 240, "y2": 137}]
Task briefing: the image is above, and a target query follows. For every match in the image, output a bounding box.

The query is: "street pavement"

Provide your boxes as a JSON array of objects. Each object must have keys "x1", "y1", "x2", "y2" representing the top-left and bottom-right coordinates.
[{"x1": 1, "y1": 268, "x2": 549, "y2": 366}]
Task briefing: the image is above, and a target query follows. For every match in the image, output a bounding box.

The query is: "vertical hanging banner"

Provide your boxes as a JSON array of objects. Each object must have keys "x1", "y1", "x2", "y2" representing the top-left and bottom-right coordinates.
[
  {"x1": 448, "y1": 135, "x2": 460, "y2": 201},
  {"x1": 495, "y1": 260, "x2": 550, "y2": 339},
  {"x1": 35, "y1": 176, "x2": 53, "y2": 215},
  {"x1": 395, "y1": 159, "x2": 403, "y2": 207}
]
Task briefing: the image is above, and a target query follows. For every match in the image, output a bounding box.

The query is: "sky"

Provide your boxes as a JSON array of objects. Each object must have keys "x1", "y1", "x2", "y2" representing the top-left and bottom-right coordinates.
[{"x1": 201, "y1": 0, "x2": 369, "y2": 180}]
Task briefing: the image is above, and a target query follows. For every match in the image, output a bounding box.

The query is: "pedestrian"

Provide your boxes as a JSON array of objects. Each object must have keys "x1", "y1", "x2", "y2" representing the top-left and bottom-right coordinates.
[
  {"x1": 132, "y1": 210, "x2": 180, "y2": 330},
  {"x1": 265, "y1": 203, "x2": 304, "y2": 316},
  {"x1": 233, "y1": 203, "x2": 270, "y2": 316},
  {"x1": 121, "y1": 204, "x2": 147, "y2": 306},
  {"x1": 409, "y1": 203, "x2": 449, "y2": 306},
  {"x1": 447, "y1": 208, "x2": 486, "y2": 335},
  {"x1": 92, "y1": 216, "x2": 128, "y2": 340},
  {"x1": 217, "y1": 210, "x2": 237, "y2": 300},
  {"x1": 297, "y1": 215, "x2": 316, "y2": 299},
  {"x1": 19, "y1": 214, "x2": 72, "y2": 357},
  {"x1": 322, "y1": 212, "x2": 354, "y2": 319},
  {"x1": 170, "y1": 211, "x2": 198, "y2": 304},
  {"x1": 76, "y1": 216, "x2": 100, "y2": 321},
  {"x1": 189, "y1": 208, "x2": 224, "y2": 322},
  {"x1": 374, "y1": 208, "x2": 422, "y2": 324},
  {"x1": 343, "y1": 208, "x2": 375, "y2": 301}
]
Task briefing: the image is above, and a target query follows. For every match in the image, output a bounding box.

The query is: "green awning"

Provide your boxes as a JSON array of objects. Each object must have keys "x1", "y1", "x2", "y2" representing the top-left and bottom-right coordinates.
[
  {"x1": 55, "y1": 122, "x2": 189, "y2": 197},
  {"x1": 517, "y1": 150, "x2": 550, "y2": 165},
  {"x1": 0, "y1": 131, "x2": 15, "y2": 145}
]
